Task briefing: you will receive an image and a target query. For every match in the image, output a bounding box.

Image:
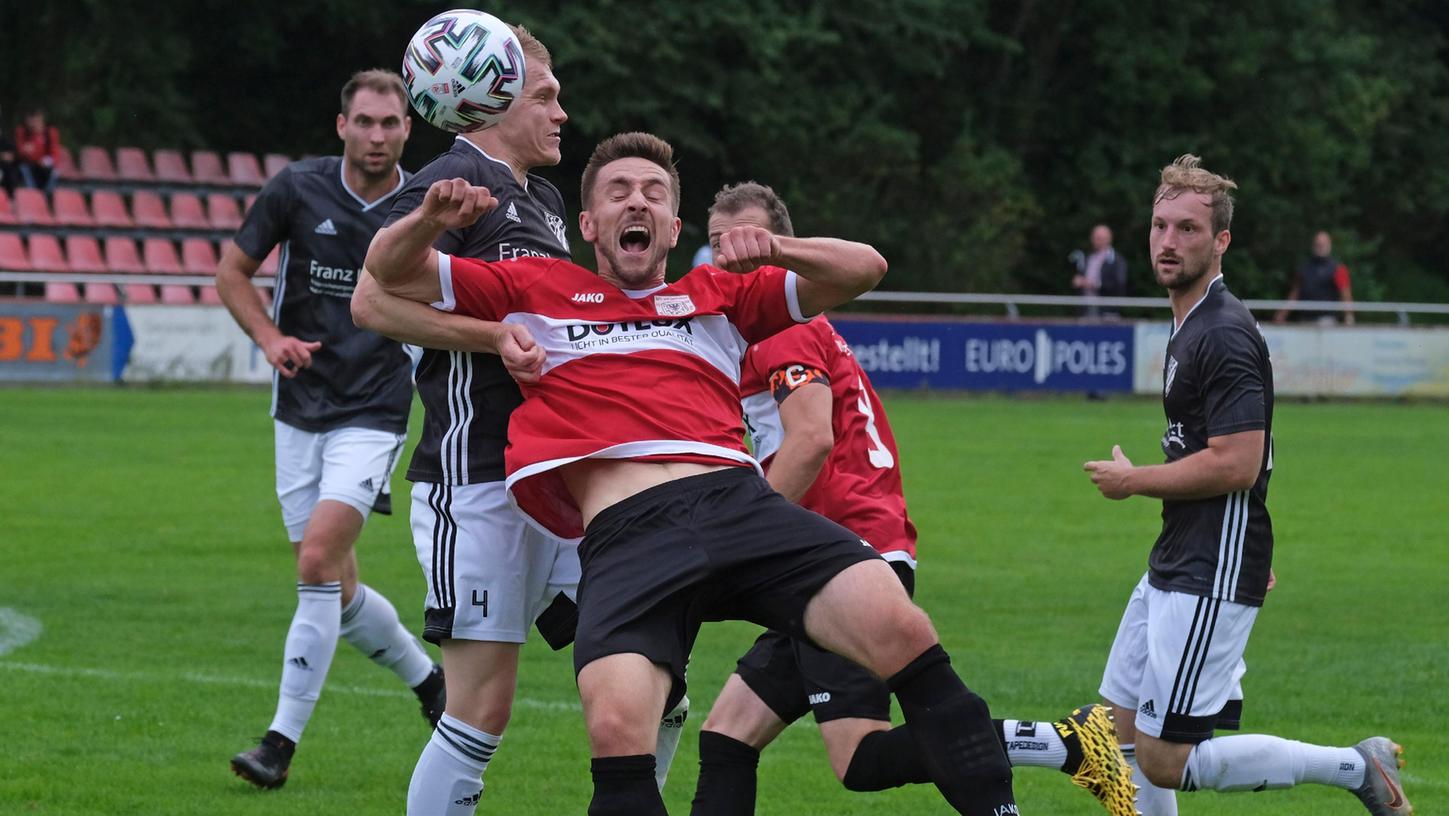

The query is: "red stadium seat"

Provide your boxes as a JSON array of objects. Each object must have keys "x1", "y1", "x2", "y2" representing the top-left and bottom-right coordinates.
[
  {"x1": 191, "y1": 150, "x2": 228, "y2": 185},
  {"x1": 0, "y1": 233, "x2": 32, "y2": 270},
  {"x1": 144, "y1": 238, "x2": 184, "y2": 275},
  {"x1": 153, "y1": 149, "x2": 192, "y2": 183},
  {"x1": 206, "y1": 194, "x2": 243, "y2": 230},
  {"x1": 115, "y1": 147, "x2": 154, "y2": 182},
  {"x1": 78, "y1": 146, "x2": 118, "y2": 181},
  {"x1": 0, "y1": 189, "x2": 14, "y2": 225},
  {"x1": 103, "y1": 236, "x2": 146, "y2": 274},
  {"x1": 181, "y1": 238, "x2": 218, "y2": 275},
  {"x1": 169, "y1": 192, "x2": 209, "y2": 230},
  {"x1": 65, "y1": 236, "x2": 108, "y2": 273},
  {"x1": 45, "y1": 283, "x2": 81, "y2": 303},
  {"x1": 27, "y1": 234, "x2": 68, "y2": 272},
  {"x1": 14, "y1": 188, "x2": 54, "y2": 226},
  {"x1": 54, "y1": 146, "x2": 78, "y2": 180},
  {"x1": 264, "y1": 153, "x2": 290, "y2": 180},
  {"x1": 124, "y1": 283, "x2": 158, "y2": 304},
  {"x1": 91, "y1": 191, "x2": 134, "y2": 228},
  {"x1": 199, "y1": 285, "x2": 224, "y2": 305},
  {"x1": 228, "y1": 152, "x2": 266, "y2": 187},
  {"x1": 161, "y1": 284, "x2": 195, "y2": 305},
  {"x1": 52, "y1": 189, "x2": 95, "y2": 227},
  {"x1": 131, "y1": 191, "x2": 171, "y2": 229},
  {"x1": 84, "y1": 283, "x2": 120, "y2": 304}
]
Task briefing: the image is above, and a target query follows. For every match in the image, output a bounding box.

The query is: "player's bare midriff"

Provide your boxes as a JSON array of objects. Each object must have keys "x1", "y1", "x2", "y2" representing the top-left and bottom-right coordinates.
[{"x1": 561, "y1": 458, "x2": 733, "y2": 530}]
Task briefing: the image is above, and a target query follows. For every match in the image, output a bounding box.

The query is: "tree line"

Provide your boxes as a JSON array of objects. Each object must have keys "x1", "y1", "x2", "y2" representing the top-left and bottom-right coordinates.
[{"x1": 5, "y1": 0, "x2": 1447, "y2": 304}]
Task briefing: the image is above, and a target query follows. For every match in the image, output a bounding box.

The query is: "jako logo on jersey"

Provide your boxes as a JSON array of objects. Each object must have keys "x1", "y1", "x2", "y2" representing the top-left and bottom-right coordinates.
[
  {"x1": 571, "y1": 292, "x2": 605, "y2": 304},
  {"x1": 808, "y1": 692, "x2": 832, "y2": 705},
  {"x1": 653, "y1": 294, "x2": 695, "y2": 317},
  {"x1": 314, "y1": 218, "x2": 337, "y2": 235},
  {"x1": 564, "y1": 318, "x2": 694, "y2": 342}
]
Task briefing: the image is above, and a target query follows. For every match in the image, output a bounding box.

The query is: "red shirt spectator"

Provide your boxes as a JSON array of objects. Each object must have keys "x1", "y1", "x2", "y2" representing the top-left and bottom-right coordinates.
[{"x1": 14, "y1": 110, "x2": 62, "y2": 190}]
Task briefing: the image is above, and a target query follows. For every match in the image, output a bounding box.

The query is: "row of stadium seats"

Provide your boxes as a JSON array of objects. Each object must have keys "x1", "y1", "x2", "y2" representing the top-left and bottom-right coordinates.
[
  {"x1": 0, "y1": 232, "x2": 278, "y2": 277},
  {"x1": 0, "y1": 187, "x2": 253, "y2": 231},
  {"x1": 48, "y1": 146, "x2": 289, "y2": 187},
  {"x1": 0, "y1": 232, "x2": 276, "y2": 306}
]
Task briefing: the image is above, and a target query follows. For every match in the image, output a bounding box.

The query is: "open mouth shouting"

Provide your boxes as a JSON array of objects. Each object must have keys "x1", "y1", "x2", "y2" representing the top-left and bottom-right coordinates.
[{"x1": 620, "y1": 223, "x2": 652, "y2": 257}]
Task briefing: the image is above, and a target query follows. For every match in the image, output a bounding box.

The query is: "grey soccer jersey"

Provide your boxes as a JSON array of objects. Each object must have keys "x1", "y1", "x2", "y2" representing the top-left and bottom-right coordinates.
[
  {"x1": 1150, "y1": 275, "x2": 1275, "y2": 606},
  {"x1": 383, "y1": 137, "x2": 572, "y2": 484},
  {"x1": 233, "y1": 156, "x2": 413, "y2": 434}
]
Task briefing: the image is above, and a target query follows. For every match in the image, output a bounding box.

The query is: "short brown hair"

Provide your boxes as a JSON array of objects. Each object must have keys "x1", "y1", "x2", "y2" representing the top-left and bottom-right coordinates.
[
  {"x1": 709, "y1": 181, "x2": 795, "y2": 237},
  {"x1": 1155, "y1": 154, "x2": 1238, "y2": 233},
  {"x1": 509, "y1": 24, "x2": 552, "y2": 68},
  {"x1": 581, "y1": 132, "x2": 681, "y2": 214},
  {"x1": 340, "y1": 69, "x2": 409, "y2": 117}
]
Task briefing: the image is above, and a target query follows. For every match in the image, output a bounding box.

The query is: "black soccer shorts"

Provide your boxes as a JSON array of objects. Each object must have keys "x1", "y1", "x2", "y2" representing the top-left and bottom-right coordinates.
[
  {"x1": 572, "y1": 467, "x2": 883, "y2": 712},
  {"x1": 735, "y1": 561, "x2": 915, "y2": 724}
]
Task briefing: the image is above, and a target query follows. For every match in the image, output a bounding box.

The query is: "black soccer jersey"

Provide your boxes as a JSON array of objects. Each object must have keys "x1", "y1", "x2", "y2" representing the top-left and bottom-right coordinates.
[
  {"x1": 1150, "y1": 275, "x2": 1275, "y2": 606},
  {"x1": 233, "y1": 156, "x2": 413, "y2": 434},
  {"x1": 383, "y1": 137, "x2": 572, "y2": 485}
]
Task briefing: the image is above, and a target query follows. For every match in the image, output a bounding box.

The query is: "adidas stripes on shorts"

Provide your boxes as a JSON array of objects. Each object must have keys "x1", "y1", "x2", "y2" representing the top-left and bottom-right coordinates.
[
  {"x1": 274, "y1": 420, "x2": 406, "y2": 541},
  {"x1": 410, "y1": 480, "x2": 581, "y2": 646},
  {"x1": 1100, "y1": 572, "x2": 1253, "y2": 744}
]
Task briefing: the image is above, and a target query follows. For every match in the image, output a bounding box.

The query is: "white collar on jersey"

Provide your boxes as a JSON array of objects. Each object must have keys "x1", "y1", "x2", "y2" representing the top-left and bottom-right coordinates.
[
  {"x1": 455, "y1": 136, "x2": 528, "y2": 191},
  {"x1": 620, "y1": 283, "x2": 669, "y2": 299},
  {"x1": 1171, "y1": 273, "x2": 1225, "y2": 338},
  {"x1": 337, "y1": 160, "x2": 408, "y2": 211}
]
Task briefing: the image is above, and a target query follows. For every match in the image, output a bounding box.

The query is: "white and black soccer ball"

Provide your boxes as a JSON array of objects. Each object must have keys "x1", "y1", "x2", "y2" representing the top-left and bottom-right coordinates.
[{"x1": 401, "y1": 9, "x2": 526, "y2": 133}]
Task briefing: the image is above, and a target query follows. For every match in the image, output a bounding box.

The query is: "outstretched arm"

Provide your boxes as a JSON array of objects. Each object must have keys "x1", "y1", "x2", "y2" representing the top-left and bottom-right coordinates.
[
  {"x1": 364, "y1": 178, "x2": 498, "y2": 304},
  {"x1": 714, "y1": 228, "x2": 887, "y2": 316}
]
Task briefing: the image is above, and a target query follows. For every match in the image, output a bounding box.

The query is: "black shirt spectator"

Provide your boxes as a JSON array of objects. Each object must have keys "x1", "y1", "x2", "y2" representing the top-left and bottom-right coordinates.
[{"x1": 1275, "y1": 231, "x2": 1355, "y2": 325}]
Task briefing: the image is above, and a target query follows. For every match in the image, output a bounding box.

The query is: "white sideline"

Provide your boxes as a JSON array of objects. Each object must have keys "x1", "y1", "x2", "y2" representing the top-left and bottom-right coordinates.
[
  {"x1": 0, "y1": 660, "x2": 583, "y2": 712},
  {"x1": 0, "y1": 608, "x2": 43, "y2": 656},
  {"x1": 0, "y1": 606, "x2": 582, "y2": 712}
]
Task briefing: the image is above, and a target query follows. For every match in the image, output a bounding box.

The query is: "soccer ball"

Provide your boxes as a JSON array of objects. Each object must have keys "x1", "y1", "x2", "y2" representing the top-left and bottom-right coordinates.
[{"x1": 402, "y1": 9, "x2": 526, "y2": 133}]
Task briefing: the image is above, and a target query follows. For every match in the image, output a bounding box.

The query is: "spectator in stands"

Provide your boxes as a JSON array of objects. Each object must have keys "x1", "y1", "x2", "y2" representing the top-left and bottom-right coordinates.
[
  {"x1": 14, "y1": 108, "x2": 62, "y2": 191},
  {"x1": 0, "y1": 104, "x2": 17, "y2": 194},
  {"x1": 1069, "y1": 224, "x2": 1127, "y2": 318},
  {"x1": 1275, "y1": 230, "x2": 1355, "y2": 325}
]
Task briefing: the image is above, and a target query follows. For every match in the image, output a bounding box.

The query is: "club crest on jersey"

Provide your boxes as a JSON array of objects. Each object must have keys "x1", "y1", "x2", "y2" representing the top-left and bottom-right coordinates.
[
  {"x1": 1164, "y1": 355, "x2": 1179, "y2": 396},
  {"x1": 544, "y1": 211, "x2": 570, "y2": 250},
  {"x1": 653, "y1": 294, "x2": 695, "y2": 317}
]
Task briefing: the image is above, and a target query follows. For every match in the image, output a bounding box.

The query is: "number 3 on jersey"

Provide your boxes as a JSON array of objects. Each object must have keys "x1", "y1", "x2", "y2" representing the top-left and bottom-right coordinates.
[{"x1": 855, "y1": 376, "x2": 894, "y2": 469}]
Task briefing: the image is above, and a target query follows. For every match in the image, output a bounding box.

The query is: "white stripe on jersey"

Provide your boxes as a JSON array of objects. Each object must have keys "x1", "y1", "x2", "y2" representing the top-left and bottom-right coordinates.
[
  {"x1": 268, "y1": 239, "x2": 292, "y2": 419},
  {"x1": 1212, "y1": 490, "x2": 1248, "y2": 601},
  {"x1": 501, "y1": 312, "x2": 749, "y2": 384}
]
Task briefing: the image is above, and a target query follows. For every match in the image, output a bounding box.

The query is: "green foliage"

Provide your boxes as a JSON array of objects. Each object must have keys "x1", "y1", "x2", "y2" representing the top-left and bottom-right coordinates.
[{"x1": 3, "y1": 0, "x2": 1447, "y2": 301}]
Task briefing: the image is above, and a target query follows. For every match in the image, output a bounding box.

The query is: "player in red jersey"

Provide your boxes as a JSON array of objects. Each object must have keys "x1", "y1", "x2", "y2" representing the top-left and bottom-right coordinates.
[
  {"x1": 688, "y1": 182, "x2": 1136, "y2": 816},
  {"x1": 364, "y1": 132, "x2": 1018, "y2": 816}
]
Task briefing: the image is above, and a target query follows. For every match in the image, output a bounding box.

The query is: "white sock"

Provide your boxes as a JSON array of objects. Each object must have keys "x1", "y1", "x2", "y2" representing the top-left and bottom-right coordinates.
[
  {"x1": 339, "y1": 584, "x2": 434, "y2": 687},
  {"x1": 998, "y1": 718, "x2": 1069, "y2": 768},
  {"x1": 654, "y1": 695, "x2": 689, "y2": 790},
  {"x1": 407, "y1": 714, "x2": 500, "y2": 816},
  {"x1": 1123, "y1": 744, "x2": 1178, "y2": 816},
  {"x1": 268, "y1": 581, "x2": 342, "y2": 742},
  {"x1": 1183, "y1": 734, "x2": 1366, "y2": 792}
]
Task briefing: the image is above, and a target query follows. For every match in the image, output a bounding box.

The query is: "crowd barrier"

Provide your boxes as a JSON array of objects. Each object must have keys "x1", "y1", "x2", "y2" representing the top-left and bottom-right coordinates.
[{"x1": 3, "y1": 303, "x2": 1447, "y2": 397}]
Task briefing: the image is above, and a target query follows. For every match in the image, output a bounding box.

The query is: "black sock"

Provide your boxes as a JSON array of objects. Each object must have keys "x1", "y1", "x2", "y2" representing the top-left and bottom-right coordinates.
[
  {"x1": 589, "y1": 754, "x2": 666, "y2": 816},
  {"x1": 842, "y1": 725, "x2": 932, "y2": 791},
  {"x1": 690, "y1": 731, "x2": 760, "y2": 816},
  {"x1": 888, "y1": 645, "x2": 1016, "y2": 816}
]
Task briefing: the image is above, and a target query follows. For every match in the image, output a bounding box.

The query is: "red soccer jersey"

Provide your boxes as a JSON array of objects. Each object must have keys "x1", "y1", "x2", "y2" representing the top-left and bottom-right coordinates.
[
  {"x1": 440, "y1": 254, "x2": 807, "y2": 536},
  {"x1": 740, "y1": 316, "x2": 918, "y2": 564}
]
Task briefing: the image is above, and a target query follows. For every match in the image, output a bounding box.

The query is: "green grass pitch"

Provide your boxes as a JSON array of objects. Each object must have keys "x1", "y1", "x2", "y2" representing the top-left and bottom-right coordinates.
[{"x1": 1, "y1": 387, "x2": 1444, "y2": 815}]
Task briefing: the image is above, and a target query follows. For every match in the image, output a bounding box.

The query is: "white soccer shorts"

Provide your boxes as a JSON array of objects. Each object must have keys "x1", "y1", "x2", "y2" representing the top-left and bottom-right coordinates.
[
  {"x1": 410, "y1": 480, "x2": 581, "y2": 644},
  {"x1": 1099, "y1": 572, "x2": 1255, "y2": 743},
  {"x1": 274, "y1": 420, "x2": 407, "y2": 541}
]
